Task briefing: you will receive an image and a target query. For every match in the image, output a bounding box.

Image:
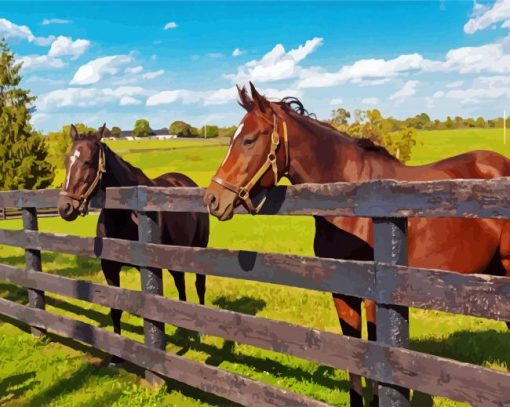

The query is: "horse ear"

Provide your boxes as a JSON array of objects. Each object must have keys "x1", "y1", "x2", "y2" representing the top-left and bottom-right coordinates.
[
  {"x1": 97, "y1": 123, "x2": 106, "y2": 140},
  {"x1": 70, "y1": 124, "x2": 79, "y2": 140},
  {"x1": 249, "y1": 82, "x2": 270, "y2": 113},
  {"x1": 237, "y1": 84, "x2": 254, "y2": 111}
]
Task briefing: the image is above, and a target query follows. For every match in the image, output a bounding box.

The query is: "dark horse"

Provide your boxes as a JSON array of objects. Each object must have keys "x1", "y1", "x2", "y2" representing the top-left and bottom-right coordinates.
[
  {"x1": 204, "y1": 83, "x2": 510, "y2": 406},
  {"x1": 58, "y1": 125, "x2": 209, "y2": 362}
]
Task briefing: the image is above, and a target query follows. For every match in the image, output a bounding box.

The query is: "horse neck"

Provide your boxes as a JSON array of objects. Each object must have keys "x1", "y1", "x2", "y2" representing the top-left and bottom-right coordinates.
[
  {"x1": 282, "y1": 112, "x2": 399, "y2": 184},
  {"x1": 101, "y1": 145, "x2": 153, "y2": 188}
]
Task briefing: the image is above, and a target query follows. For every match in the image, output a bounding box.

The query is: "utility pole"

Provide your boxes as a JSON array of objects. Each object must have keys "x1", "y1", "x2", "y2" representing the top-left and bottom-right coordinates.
[{"x1": 504, "y1": 110, "x2": 507, "y2": 145}]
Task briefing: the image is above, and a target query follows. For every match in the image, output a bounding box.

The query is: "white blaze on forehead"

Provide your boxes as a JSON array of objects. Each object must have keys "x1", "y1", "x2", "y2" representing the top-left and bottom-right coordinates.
[
  {"x1": 222, "y1": 123, "x2": 245, "y2": 166},
  {"x1": 232, "y1": 123, "x2": 244, "y2": 140},
  {"x1": 65, "y1": 149, "x2": 81, "y2": 190}
]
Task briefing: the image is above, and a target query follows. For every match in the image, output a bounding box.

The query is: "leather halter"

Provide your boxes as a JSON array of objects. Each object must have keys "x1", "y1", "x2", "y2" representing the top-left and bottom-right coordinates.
[
  {"x1": 59, "y1": 143, "x2": 106, "y2": 215},
  {"x1": 212, "y1": 114, "x2": 288, "y2": 214}
]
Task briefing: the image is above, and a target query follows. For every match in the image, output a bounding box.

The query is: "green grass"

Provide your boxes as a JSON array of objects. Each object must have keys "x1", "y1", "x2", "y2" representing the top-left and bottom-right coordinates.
[{"x1": 2, "y1": 128, "x2": 510, "y2": 406}]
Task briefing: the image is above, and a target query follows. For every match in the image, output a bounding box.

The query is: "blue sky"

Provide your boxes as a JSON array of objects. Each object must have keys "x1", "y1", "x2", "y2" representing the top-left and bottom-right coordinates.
[{"x1": 2, "y1": 1, "x2": 510, "y2": 132}]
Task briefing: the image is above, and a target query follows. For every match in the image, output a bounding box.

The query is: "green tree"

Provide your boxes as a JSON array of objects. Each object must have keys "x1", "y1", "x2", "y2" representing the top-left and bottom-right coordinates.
[
  {"x1": 445, "y1": 116, "x2": 454, "y2": 129},
  {"x1": 111, "y1": 126, "x2": 122, "y2": 138},
  {"x1": 219, "y1": 125, "x2": 238, "y2": 138},
  {"x1": 47, "y1": 123, "x2": 95, "y2": 169},
  {"x1": 0, "y1": 40, "x2": 54, "y2": 190},
  {"x1": 169, "y1": 120, "x2": 197, "y2": 137},
  {"x1": 133, "y1": 119, "x2": 152, "y2": 138}
]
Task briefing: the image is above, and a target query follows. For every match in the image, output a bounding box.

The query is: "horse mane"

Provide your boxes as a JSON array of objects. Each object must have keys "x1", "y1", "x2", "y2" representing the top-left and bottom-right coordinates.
[
  {"x1": 275, "y1": 96, "x2": 398, "y2": 162},
  {"x1": 100, "y1": 142, "x2": 151, "y2": 183}
]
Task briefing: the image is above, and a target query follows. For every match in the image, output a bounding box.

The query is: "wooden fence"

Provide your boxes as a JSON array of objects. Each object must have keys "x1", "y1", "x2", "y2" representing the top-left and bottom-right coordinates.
[{"x1": 0, "y1": 179, "x2": 510, "y2": 406}]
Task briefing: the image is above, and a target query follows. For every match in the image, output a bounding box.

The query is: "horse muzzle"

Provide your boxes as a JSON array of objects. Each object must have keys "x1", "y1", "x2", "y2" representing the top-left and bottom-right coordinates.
[{"x1": 57, "y1": 195, "x2": 81, "y2": 221}]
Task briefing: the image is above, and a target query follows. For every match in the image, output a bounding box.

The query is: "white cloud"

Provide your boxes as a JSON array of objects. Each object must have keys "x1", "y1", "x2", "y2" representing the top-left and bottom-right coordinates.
[
  {"x1": 19, "y1": 54, "x2": 66, "y2": 70},
  {"x1": 433, "y1": 91, "x2": 445, "y2": 98},
  {"x1": 147, "y1": 87, "x2": 237, "y2": 106},
  {"x1": 42, "y1": 18, "x2": 71, "y2": 25},
  {"x1": 120, "y1": 96, "x2": 141, "y2": 105},
  {"x1": 207, "y1": 52, "x2": 223, "y2": 59},
  {"x1": 298, "y1": 53, "x2": 424, "y2": 88},
  {"x1": 464, "y1": 0, "x2": 510, "y2": 34},
  {"x1": 70, "y1": 54, "x2": 133, "y2": 85},
  {"x1": 48, "y1": 36, "x2": 90, "y2": 60},
  {"x1": 142, "y1": 69, "x2": 164, "y2": 80},
  {"x1": 389, "y1": 80, "x2": 419, "y2": 103},
  {"x1": 232, "y1": 48, "x2": 244, "y2": 57},
  {"x1": 125, "y1": 65, "x2": 143, "y2": 74},
  {"x1": 446, "y1": 80, "x2": 464, "y2": 88},
  {"x1": 361, "y1": 97, "x2": 379, "y2": 105},
  {"x1": 330, "y1": 97, "x2": 343, "y2": 106},
  {"x1": 0, "y1": 18, "x2": 54, "y2": 46},
  {"x1": 40, "y1": 86, "x2": 148, "y2": 110},
  {"x1": 163, "y1": 22, "x2": 178, "y2": 30},
  {"x1": 225, "y1": 37, "x2": 323, "y2": 83}
]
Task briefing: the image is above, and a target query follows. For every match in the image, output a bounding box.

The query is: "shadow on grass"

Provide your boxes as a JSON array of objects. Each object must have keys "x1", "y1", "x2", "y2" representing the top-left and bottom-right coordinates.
[
  {"x1": 0, "y1": 252, "x2": 100, "y2": 278},
  {"x1": 212, "y1": 295, "x2": 266, "y2": 315},
  {"x1": 0, "y1": 372, "x2": 38, "y2": 406},
  {"x1": 411, "y1": 328, "x2": 510, "y2": 369}
]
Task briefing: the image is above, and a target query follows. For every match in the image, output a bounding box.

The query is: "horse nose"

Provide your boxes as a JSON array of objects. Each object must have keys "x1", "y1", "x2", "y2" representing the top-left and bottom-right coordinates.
[
  {"x1": 58, "y1": 199, "x2": 74, "y2": 218},
  {"x1": 204, "y1": 191, "x2": 218, "y2": 211}
]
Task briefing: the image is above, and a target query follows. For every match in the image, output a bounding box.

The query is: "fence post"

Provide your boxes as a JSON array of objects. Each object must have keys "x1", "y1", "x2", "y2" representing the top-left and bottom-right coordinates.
[
  {"x1": 137, "y1": 208, "x2": 165, "y2": 385},
  {"x1": 373, "y1": 217, "x2": 410, "y2": 407},
  {"x1": 22, "y1": 207, "x2": 46, "y2": 337}
]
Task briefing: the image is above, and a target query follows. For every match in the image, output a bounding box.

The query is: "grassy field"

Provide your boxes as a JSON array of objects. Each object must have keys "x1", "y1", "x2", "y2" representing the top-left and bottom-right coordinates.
[{"x1": 1, "y1": 128, "x2": 509, "y2": 406}]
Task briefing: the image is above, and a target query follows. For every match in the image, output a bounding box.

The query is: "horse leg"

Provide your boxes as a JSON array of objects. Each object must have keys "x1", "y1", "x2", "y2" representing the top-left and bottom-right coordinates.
[
  {"x1": 170, "y1": 270, "x2": 186, "y2": 301},
  {"x1": 333, "y1": 293, "x2": 364, "y2": 407},
  {"x1": 195, "y1": 274, "x2": 206, "y2": 305},
  {"x1": 102, "y1": 260, "x2": 123, "y2": 364},
  {"x1": 365, "y1": 299, "x2": 379, "y2": 406}
]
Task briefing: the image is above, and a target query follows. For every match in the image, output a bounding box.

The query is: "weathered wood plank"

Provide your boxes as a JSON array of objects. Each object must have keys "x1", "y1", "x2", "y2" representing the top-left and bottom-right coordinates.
[
  {"x1": 0, "y1": 297, "x2": 329, "y2": 407},
  {"x1": 22, "y1": 207, "x2": 45, "y2": 337},
  {"x1": 376, "y1": 264, "x2": 510, "y2": 321},
  {"x1": 373, "y1": 218, "x2": 410, "y2": 406},
  {"x1": 1, "y1": 271, "x2": 509, "y2": 404},
  {"x1": 0, "y1": 229, "x2": 375, "y2": 298},
  {"x1": 102, "y1": 178, "x2": 510, "y2": 218},
  {"x1": 4, "y1": 176, "x2": 510, "y2": 218}
]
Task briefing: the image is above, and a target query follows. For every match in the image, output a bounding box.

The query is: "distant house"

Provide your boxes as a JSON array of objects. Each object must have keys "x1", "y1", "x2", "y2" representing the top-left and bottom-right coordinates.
[{"x1": 118, "y1": 128, "x2": 177, "y2": 140}]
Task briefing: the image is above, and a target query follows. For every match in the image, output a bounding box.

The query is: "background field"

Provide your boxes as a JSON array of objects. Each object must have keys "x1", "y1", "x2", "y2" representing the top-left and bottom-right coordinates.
[{"x1": 1, "y1": 128, "x2": 509, "y2": 406}]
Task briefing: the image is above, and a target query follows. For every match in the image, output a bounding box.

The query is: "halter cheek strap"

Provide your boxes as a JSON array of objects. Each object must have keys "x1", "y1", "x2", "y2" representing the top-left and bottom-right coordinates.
[
  {"x1": 212, "y1": 114, "x2": 288, "y2": 214},
  {"x1": 59, "y1": 144, "x2": 106, "y2": 215}
]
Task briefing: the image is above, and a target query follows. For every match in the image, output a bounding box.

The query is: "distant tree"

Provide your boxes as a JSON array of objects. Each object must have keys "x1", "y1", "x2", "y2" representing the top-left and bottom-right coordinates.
[
  {"x1": 111, "y1": 126, "x2": 122, "y2": 138},
  {"x1": 199, "y1": 125, "x2": 219, "y2": 138},
  {"x1": 219, "y1": 125, "x2": 238, "y2": 138},
  {"x1": 47, "y1": 123, "x2": 95, "y2": 169},
  {"x1": 133, "y1": 119, "x2": 152, "y2": 138},
  {"x1": 445, "y1": 116, "x2": 454, "y2": 129},
  {"x1": 169, "y1": 120, "x2": 195, "y2": 137},
  {"x1": 331, "y1": 108, "x2": 351, "y2": 126},
  {"x1": 454, "y1": 116, "x2": 463, "y2": 128},
  {"x1": 0, "y1": 40, "x2": 54, "y2": 190}
]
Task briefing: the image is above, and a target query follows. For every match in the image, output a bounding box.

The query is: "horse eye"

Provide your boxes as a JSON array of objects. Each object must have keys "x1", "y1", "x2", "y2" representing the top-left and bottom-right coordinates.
[{"x1": 243, "y1": 138, "x2": 256, "y2": 146}]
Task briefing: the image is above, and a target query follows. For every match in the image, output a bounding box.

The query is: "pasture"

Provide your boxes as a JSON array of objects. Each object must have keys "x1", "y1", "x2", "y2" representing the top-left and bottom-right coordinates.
[{"x1": 1, "y1": 128, "x2": 509, "y2": 406}]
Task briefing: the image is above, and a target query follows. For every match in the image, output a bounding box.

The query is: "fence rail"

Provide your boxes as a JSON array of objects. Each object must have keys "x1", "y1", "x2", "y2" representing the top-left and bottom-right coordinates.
[{"x1": 0, "y1": 179, "x2": 510, "y2": 406}]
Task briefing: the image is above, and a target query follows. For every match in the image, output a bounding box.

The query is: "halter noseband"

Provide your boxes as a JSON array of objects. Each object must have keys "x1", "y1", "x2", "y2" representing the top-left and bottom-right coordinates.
[
  {"x1": 59, "y1": 143, "x2": 106, "y2": 215},
  {"x1": 212, "y1": 113, "x2": 289, "y2": 214}
]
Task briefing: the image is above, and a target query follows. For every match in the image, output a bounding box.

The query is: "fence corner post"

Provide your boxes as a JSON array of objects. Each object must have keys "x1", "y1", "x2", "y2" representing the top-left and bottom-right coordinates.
[
  {"x1": 137, "y1": 201, "x2": 165, "y2": 386},
  {"x1": 373, "y1": 217, "x2": 410, "y2": 407},
  {"x1": 22, "y1": 207, "x2": 46, "y2": 337}
]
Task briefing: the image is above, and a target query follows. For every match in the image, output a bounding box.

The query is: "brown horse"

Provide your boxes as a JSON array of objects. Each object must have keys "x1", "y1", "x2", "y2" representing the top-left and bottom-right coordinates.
[
  {"x1": 204, "y1": 83, "x2": 510, "y2": 406},
  {"x1": 58, "y1": 125, "x2": 209, "y2": 363}
]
